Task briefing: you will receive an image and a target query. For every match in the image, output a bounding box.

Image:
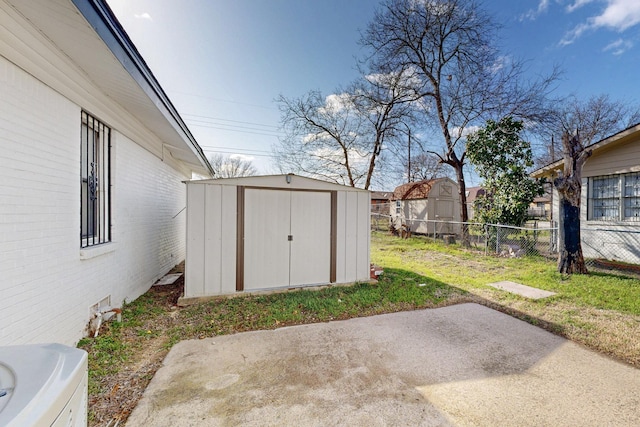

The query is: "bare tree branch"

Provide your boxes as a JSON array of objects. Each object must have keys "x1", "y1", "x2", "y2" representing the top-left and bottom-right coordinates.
[
  {"x1": 361, "y1": 0, "x2": 559, "y2": 241},
  {"x1": 208, "y1": 154, "x2": 257, "y2": 178}
]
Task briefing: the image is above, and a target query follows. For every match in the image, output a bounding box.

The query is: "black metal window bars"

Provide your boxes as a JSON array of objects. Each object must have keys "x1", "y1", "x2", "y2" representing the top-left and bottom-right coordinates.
[{"x1": 81, "y1": 111, "x2": 111, "y2": 248}]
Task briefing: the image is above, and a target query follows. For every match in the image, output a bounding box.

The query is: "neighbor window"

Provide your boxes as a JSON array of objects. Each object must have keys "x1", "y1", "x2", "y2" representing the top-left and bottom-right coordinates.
[
  {"x1": 81, "y1": 111, "x2": 111, "y2": 247},
  {"x1": 395, "y1": 200, "x2": 401, "y2": 214},
  {"x1": 624, "y1": 172, "x2": 640, "y2": 220},
  {"x1": 589, "y1": 173, "x2": 640, "y2": 221}
]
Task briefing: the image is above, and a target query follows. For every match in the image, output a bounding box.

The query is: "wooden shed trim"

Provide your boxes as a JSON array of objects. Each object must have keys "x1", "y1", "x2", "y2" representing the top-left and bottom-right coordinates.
[
  {"x1": 330, "y1": 191, "x2": 337, "y2": 283},
  {"x1": 236, "y1": 186, "x2": 245, "y2": 291}
]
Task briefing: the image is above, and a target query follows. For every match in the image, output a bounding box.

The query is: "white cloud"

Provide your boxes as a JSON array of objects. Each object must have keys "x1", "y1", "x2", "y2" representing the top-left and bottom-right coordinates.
[
  {"x1": 134, "y1": 12, "x2": 153, "y2": 21},
  {"x1": 317, "y1": 93, "x2": 354, "y2": 115},
  {"x1": 592, "y1": 0, "x2": 640, "y2": 31},
  {"x1": 229, "y1": 153, "x2": 255, "y2": 162},
  {"x1": 450, "y1": 125, "x2": 481, "y2": 139},
  {"x1": 310, "y1": 146, "x2": 368, "y2": 165},
  {"x1": 520, "y1": 0, "x2": 551, "y2": 21},
  {"x1": 566, "y1": 0, "x2": 595, "y2": 13},
  {"x1": 487, "y1": 55, "x2": 511, "y2": 74},
  {"x1": 602, "y1": 38, "x2": 633, "y2": 55},
  {"x1": 561, "y1": 0, "x2": 640, "y2": 46},
  {"x1": 560, "y1": 22, "x2": 591, "y2": 45}
]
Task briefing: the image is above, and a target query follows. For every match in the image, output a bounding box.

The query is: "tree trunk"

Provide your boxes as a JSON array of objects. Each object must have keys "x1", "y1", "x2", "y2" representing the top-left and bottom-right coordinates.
[
  {"x1": 557, "y1": 199, "x2": 587, "y2": 274},
  {"x1": 453, "y1": 160, "x2": 470, "y2": 246},
  {"x1": 553, "y1": 132, "x2": 591, "y2": 274}
]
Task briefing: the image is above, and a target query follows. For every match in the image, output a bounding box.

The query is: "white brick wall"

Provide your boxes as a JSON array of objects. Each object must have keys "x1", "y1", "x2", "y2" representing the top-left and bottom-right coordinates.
[{"x1": 0, "y1": 54, "x2": 188, "y2": 346}]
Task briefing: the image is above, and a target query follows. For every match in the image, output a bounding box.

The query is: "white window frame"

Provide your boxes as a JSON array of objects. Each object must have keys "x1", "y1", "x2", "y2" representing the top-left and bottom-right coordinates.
[
  {"x1": 588, "y1": 173, "x2": 640, "y2": 222},
  {"x1": 81, "y1": 111, "x2": 111, "y2": 247},
  {"x1": 624, "y1": 172, "x2": 640, "y2": 220}
]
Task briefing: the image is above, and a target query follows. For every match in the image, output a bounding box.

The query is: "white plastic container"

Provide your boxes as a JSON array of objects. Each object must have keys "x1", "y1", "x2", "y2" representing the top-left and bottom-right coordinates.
[{"x1": 0, "y1": 343, "x2": 88, "y2": 427}]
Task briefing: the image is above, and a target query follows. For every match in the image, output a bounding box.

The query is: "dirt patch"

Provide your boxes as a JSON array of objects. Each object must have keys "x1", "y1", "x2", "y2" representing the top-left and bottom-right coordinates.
[{"x1": 83, "y1": 271, "x2": 184, "y2": 426}]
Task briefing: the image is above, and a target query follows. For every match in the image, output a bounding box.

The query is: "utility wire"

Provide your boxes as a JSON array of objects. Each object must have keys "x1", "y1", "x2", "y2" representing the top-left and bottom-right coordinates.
[
  {"x1": 187, "y1": 122, "x2": 282, "y2": 138},
  {"x1": 167, "y1": 90, "x2": 278, "y2": 111},
  {"x1": 199, "y1": 145, "x2": 272, "y2": 154},
  {"x1": 203, "y1": 149, "x2": 274, "y2": 158},
  {"x1": 183, "y1": 113, "x2": 279, "y2": 129}
]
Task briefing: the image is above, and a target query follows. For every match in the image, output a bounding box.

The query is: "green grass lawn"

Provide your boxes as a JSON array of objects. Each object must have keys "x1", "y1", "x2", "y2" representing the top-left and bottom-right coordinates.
[{"x1": 371, "y1": 232, "x2": 640, "y2": 316}]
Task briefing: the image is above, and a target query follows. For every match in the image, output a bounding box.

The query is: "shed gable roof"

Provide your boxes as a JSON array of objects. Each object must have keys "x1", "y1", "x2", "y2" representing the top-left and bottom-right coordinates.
[{"x1": 392, "y1": 179, "x2": 443, "y2": 200}]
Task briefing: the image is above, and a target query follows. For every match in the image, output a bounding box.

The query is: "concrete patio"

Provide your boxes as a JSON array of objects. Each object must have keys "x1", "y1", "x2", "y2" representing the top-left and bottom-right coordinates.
[{"x1": 127, "y1": 303, "x2": 640, "y2": 426}]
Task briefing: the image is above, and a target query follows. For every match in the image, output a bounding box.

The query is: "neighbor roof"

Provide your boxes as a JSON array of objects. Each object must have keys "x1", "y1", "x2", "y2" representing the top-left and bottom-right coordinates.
[
  {"x1": 392, "y1": 179, "x2": 448, "y2": 200},
  {"x1": 370, "y1": 191, "x2": 392, "y2": 201},
  {"x1": 465, "y1": 186, "x2": 485, "y2": 204},
  {"x1": 531, "y1": 122, "x2": 640, "y2": 179}
]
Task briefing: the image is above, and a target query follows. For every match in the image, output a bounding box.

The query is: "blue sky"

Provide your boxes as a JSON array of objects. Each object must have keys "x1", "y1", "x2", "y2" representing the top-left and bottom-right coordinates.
[{"x1": 107, "y1": 0, "x2": 640, "y2": 187}]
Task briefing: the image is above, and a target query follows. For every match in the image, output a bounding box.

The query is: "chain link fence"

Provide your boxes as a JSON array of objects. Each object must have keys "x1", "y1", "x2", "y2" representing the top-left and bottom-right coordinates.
[
  {"x1": 474, "y1": 222, "x2": 557, "y2": 258},
  {"x1": 371, "y1": 211, "x2": 640, "y2": 276},
  {"x1": 581, "y1": 227, "x2": 640, "y2": 275}
]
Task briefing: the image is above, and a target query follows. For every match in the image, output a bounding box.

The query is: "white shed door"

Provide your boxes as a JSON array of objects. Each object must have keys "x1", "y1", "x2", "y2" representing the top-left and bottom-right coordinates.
[
  {"x1": 243, "y1": 189, "x2": 331, "y2": 290},
  {"x1": 290, "y1": 191, "x2": 331, "y2": 285},
  {"x1": 244, "y1": 189, "x2": 291, "y2": 289}
]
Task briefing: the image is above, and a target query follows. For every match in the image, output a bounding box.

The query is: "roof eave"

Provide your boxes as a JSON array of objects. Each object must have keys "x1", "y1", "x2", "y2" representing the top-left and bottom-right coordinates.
[
  {"x1": 71, "y1": 0, "x2": 214, "y2": 177},
  {"x1": 531, "y1": 122, "x2": 640, "y2": 179}
]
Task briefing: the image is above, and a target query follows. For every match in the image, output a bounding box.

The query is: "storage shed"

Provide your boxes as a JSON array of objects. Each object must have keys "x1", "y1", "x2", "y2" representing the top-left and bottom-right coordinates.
[
  {"x1": 390, "y1": 178, "x2": 461, "y2": 235},
  {"x1": 184, "y1": 174, "x2": 371, "y2": 297}
]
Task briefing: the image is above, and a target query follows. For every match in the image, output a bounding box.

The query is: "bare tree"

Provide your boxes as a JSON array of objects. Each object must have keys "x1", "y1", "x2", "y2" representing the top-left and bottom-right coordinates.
[
  {"x1": 394, "y1": 151, "x2": 451, "y2": 182},
  {"x1": 554, "y1": 132, "x2": 591, "y2": 274},
  {"x1": 274, "y1": 91, "x2": 367, "y2": 187},
  {"x1": 274, "y1": 68, "x2": 418, "y2": 189},
  {"x1": 538, "y1": 94, "x2": 640, "y2": 166},
  {"x1": 208, "y1": 153, "x2": 257, "y2": 178},
  {"x1": 361, "y1": 0, "x2": 559, "y2": 241}
]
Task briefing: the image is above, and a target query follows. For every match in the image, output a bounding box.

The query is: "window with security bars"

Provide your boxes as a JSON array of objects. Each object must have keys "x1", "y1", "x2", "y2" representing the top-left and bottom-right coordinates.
[
  {"x1": 624, "y1": 172, "x2": 640, "y2": 220},
  {"x1": 589, "y1": 173, "x2": 640, "y2": 222},
  {"x1": 590, "y1": 176, "x2": 619, "y2": 220},
  {"x1": 81, "y1": 111, "x2": 111, "y2": 247}
]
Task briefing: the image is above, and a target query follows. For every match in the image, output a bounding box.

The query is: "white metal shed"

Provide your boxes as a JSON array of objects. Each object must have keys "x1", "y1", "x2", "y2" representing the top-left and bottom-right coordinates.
[{"x1": 184, "y1": 174, "x2": 371, "y2": 297}]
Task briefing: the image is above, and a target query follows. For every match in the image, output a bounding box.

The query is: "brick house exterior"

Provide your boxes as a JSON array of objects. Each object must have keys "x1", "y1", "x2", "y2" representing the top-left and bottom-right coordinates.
[{"x1": 0, "y1": 0, "x2": 212, "y2": 345}]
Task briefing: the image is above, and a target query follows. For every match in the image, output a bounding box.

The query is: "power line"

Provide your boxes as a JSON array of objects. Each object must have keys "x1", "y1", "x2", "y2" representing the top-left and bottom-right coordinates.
[
  {"x1": 187, "y1": 122, "x2": 283, "y2": 138},
  {"x1": 167, "y1": 89, "x2": 278, "y2": 111},
  {"x1": 199, "y1": 145, "x2": 272, "y2": 154},
  {"x1": 183, "y1": 113, "x2": 279, "y2": 129},
  {"x1": 186, "y1": 120, "x2": 282, "y2": 136},
  {"x1": 203, "y1": 148, "x2": 274, "y2": 158}
]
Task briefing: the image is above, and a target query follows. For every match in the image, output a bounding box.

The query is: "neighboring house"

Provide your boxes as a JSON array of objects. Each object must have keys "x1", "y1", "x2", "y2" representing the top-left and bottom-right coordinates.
[
  {"x1": 370, "y1": 191, "x2": 392, "y2": 215},
  {"x1": 390, "y1": 178, "x2": 461, "y2": 235},
  {"x1": 465, "y1": 186, "x2": 485, "y2": 220},
  {"x1": 183, "y1": 175, "x2": 371, "y2": 298},
  {"x1": 528, "y1": 187, "x2": 552, "y2": 219},
  {"x1": 531, "y1": 123, "x2": 640, "y2": 263},
  {"x1": 0, "y1": 0, "x2": 213, "y2": 346}
]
